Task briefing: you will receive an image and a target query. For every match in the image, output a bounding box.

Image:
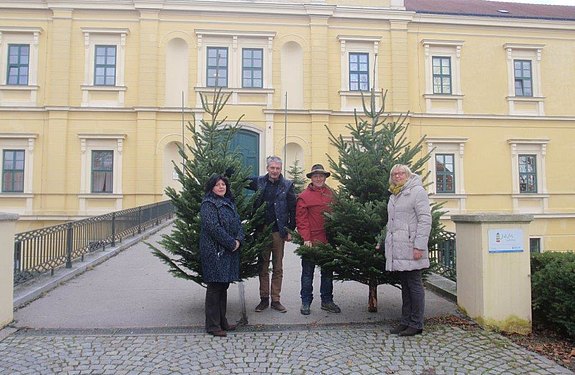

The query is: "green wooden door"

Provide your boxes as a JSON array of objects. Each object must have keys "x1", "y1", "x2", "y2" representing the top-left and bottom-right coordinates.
[{"x1": 230, "y1": 129, "x2": 259, "y2": 175}]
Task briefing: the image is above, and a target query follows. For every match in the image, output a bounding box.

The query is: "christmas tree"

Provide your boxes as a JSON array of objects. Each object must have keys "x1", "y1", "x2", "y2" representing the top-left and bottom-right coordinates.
[
  {"x1": 295, "y1": 89, "x2": 446, "y2": 312},
  {"x1": 287, "y1": 159, "x2": 307, "y2": 194},
  {"x1": 151, "y1": 89, "x2": 270, "y2": 285}
]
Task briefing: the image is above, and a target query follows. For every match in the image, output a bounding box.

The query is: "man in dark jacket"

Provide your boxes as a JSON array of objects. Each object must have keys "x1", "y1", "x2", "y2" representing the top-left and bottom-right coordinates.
[{"x1": 248, "y1": 155, "x2": 296, "y2": 313}]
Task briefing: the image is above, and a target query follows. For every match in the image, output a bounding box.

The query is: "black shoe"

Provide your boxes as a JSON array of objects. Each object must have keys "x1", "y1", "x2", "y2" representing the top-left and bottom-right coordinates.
[
  {"x1": 321, "y1": 301, "x2": 341, "y2": 313},
  {"x1": 300, "y1": 303, "x2": 311, "y2": 315},
  {"x1": 255, "y1": 298, "x2": 269, "y2": 312},
  {"x1": 390, "y1": 324, "x2": 409, "y2": 334},
  {"x1": 223, "y1": 324, "x2": 237, "y2": 331},
  {"x1": 398, "y1": 326, "x2": 423, "y2": 336}
]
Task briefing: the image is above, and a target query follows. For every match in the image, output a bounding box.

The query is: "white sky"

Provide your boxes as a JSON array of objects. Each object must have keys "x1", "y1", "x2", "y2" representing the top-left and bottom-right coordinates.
[{"x1": 489, "y1": 0, "x2": 574, "y2": 5}]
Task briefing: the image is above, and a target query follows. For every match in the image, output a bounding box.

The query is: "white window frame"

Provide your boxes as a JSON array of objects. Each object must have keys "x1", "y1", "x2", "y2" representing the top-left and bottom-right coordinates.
[
  {"x1": 78, "y1": 134, "x2": 125, "y2": 213},
  {"x1": 0, "y1": 27, "x2": 41, "y2": 106},
  {"x1": 422, "y1": 40, "x2": 464, "y2": 114},
  {"x1": 426, "y1": 137, "x2": 468, "y2": 212},
  {"x1": 504, "y1": 43, "x2": 545, "y2": 116},
  {"x1": 508, "y1": 138, "x2": 549, "y2": 213},
  {"x1": 81, "y1": 28, "x2": 128, "y2": 107},
  {"x1": 0, "y1": 133, "x2": 37, "y2": 213},
  {"x1": 195, "y1": 30, "x2": 275, "y2": 105}
]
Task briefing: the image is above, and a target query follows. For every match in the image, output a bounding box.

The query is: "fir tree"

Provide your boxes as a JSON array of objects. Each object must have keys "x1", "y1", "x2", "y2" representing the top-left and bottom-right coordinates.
[
  {"x1": 287, "y1": 159, "x2": 307, "y2": 194},
  {"x1": 151, "y1": 89, "x2": 270, "y2": 285},
  {"x1": 295, "y1": 89, "x2": 445, "y2": 312}
]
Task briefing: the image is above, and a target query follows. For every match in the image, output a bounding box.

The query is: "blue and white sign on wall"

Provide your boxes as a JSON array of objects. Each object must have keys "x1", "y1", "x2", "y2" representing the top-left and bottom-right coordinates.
[{"x1": 488, "y1": 229, "x2": 524, "y2": 253}]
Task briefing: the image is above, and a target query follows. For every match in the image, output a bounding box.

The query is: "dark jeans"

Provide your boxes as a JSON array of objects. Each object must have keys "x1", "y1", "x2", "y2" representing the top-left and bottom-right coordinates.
[
  {"x1": 399, "y1": 269, "x2": 425, "y2": 330},
  {"x1": 205, "y1": 282, "x2": 231, "y2": 332},
  {"x1": 300, "y1": 258, "x2": 334, "y2": 305}
]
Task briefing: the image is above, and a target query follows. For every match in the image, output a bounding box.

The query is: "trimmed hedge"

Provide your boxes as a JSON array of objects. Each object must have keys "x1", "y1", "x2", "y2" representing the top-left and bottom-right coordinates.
[{"x1": 531, "y1": 251, "x2": 575, "y2": 340}]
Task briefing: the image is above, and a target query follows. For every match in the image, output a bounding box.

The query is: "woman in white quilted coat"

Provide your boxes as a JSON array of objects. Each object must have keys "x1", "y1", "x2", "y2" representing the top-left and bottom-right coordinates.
[{"x1": 384, "y1": 164, "x2": 432, "y2": 337}]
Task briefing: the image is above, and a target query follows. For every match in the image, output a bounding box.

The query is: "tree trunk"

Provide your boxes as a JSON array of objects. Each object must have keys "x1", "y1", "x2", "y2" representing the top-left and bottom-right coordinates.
[{"x1": 368, "y1": 280, "x2": 378, "y2": 312}]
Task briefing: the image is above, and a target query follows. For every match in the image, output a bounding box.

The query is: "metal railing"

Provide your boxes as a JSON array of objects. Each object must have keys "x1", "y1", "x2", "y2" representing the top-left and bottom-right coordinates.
[
  {"x1": 13, "y1": 200, "x2": 174, "y2": 285},
  {"x1": 429, "y1": 231, "x2": 457, "y2": 281}
]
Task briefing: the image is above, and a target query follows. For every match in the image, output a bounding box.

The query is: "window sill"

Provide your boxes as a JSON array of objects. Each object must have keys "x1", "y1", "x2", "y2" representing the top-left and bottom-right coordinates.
[
  {"x1": 431, "y1": 193, "x2": 466, "y2": 199},
  {"x1": 195, "y1": 87, "x2": 273, "y2": 94},
  {"x1": 78, "y1": 194, "x2": 123, "y2": 199},
  {"x1": 512, "y1": 193, "x2": 549, "y2": 198},
  {"x1": 81, "y1": 85, "x2": 127, "y2": 92},
  {"x1": 0, "y1": 85, "x2": 39, "y2": 91},
  {"x1": 0, "y1": 193, "x2": 33, "y2": 198},
  {"x1": 507, "y1": 96, "x2": 545, "y2": 116}
]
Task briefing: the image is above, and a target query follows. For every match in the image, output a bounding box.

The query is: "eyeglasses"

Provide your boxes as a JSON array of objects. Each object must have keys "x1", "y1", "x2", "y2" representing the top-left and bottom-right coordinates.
[{"x1": 391, "y1": 171, "x2": 406, "y2": 176}]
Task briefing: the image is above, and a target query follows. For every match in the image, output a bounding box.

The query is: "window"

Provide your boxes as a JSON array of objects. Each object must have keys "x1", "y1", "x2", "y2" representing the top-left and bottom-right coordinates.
[
  {"x1": 206, "y1": 47, "x2": 228, "y2": 87},
  {"x1": 242, "y1": 48, "x2": 263, "y2": 88},
  {"x1": 0, "y1": 28, "x2": 41, "y2": 106},
  {"x1": 432, "y1": 57, "x2": 451, "y2": 94},
  {"x1": 7, "y1": 44, "x2": 29, "y2": 85},
  {"x1": 349, "y1": 52, "x2": 369, "y2": 91},
  {"x1": 529, "y1": 238, "x2": 541, "y2": 253},
  {"x1": 518, "y1": 154, "x2": 537, "y2": 193},
  {"x1": 94, "y1": 45, "x2": 116, "y2": 86},
  {"x1": 426, "y1": 138, "x2": 468, "y2": 213},
  {"x1": 91, "y1": 150, "x2": 113, "y2": 193},
  {"x1": 514, "y1": 60, "x2": 532, "y2": 97},
  {"x1": 508, "y1": 139, "x2": 549, "y2": 213},
  {"x1": 435, "y1": 154, "x2": 455, "y2": 193},
  {"x1": 81, "y1": 28, "x2": 128, "y2": 107},
  {"x1": 504, "y1": 44, "x2": 544, "y2": 115},
  {"x1": 2, "y1": 150, "x2": 24, "y2": 192},
  {"x1": 422, "y1": 40, "x2": 464, "y2": 114}
]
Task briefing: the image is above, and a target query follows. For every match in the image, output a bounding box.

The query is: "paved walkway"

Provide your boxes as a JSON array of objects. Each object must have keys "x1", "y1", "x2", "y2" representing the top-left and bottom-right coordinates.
[{"x1": 1, "y1": 224, "x2": 571, "y2": 374}]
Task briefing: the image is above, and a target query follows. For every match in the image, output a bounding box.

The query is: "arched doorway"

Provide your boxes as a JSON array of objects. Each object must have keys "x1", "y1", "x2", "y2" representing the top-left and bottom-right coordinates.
[{"x1": 230, "y1": 129, "x2": 259, "y2": 175}]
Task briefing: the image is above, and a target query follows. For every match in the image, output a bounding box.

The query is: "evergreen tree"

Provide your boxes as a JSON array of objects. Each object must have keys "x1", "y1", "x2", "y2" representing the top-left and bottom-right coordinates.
[
  {"x1": 295, "y1": 89, "x2": 445, "y2": 312},
  {"x1": 151, "y1": 89, "x2": 270, "y2": 285},
  {"x1": 287, "y1": 159, "x2": 307, "y2": 194}
]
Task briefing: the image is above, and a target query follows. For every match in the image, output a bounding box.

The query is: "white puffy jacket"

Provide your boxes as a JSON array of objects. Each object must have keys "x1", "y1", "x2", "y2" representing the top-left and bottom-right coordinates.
[{"x1": 384, "y1": 175, "x2": 432, "y2": 272}]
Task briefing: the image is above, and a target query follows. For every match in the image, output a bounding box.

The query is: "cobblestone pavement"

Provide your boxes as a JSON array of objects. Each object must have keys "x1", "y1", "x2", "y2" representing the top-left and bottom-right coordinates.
[{"x1": 0, "y1": 324, "x2": 571, "y2": 375}]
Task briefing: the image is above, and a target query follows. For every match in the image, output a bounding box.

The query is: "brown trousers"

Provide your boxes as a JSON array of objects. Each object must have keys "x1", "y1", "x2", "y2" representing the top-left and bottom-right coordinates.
[{"x1": 258, "y1": 232, "x2": 285, "y2": 302}]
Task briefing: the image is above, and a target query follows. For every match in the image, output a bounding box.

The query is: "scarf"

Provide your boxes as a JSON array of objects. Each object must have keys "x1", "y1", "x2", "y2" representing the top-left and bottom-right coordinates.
[{"x1": 388, "y1": 182, "x2": 406, "y2": 196}]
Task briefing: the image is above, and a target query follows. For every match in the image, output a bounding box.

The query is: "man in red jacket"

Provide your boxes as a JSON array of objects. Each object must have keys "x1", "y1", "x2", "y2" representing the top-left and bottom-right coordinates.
[{"x1": 296, "y1": 164, "x2": 341, "y2": 315}]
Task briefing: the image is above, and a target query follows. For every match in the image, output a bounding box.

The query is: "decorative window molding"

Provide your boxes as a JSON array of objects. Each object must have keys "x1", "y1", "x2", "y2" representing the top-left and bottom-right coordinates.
[
  {"x1": 426, "y1": 137, "x2": 468, "y2": 213},
  {"x1": 337, "y1": 35, "x2": 380, "y2": 110},
  {"x1": 81, "y1": 28, "x2": 128, "y2": 107},
  {"x1": 508, "y1": 138, "x2": 549, "y2": 213},
  {"x1": 0, "y1": 133, "x2": 37, "y2": 213},
  {"x1": 422, "y1": 39, "x2": 464, "y2": 114},
  {"x1": 0, "y1": 27, "x2": 41, "y2": 106},
  {"x1": 195, "y1": 30, "x2": 275, "y2": 106},
  {"x1": 504, "y1": 43, "x2": 545, "y2": 116},
  {"x1": 78, "y1": 134, "x2": 126, "y2": 213}
]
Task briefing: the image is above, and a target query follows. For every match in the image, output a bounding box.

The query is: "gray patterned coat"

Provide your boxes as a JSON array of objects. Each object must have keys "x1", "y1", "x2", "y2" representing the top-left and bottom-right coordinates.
[
  {"x1": 200, "y1": 193, "x2": 244, "y2": 283},
  {"x1": 384, "y1": 175, "x2": 432, "y2": 272}
]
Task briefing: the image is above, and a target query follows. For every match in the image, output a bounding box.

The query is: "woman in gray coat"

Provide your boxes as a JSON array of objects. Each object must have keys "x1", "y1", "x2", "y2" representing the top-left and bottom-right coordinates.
[
  {"x1": 200, "y1": 174, "x2": 244, "y2": 337},
  {"x1": 383, "y1": 164, "x2": 432, "y2": 336}
]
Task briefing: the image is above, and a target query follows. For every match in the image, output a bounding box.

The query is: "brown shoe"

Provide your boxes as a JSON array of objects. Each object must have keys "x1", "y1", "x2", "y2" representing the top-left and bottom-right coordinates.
[
  {"x1": 255, "y1": 298, "x2": 269, "y2": 312},
  {"x1": 271, "y1": 301, "x2": 287, "y2": 313},
  {"x1": 208, "y1": 330, "x2": 227, "y2": 337},
  {"x1": 223, "y1": 324, "x2": 237, "y2": 331}
]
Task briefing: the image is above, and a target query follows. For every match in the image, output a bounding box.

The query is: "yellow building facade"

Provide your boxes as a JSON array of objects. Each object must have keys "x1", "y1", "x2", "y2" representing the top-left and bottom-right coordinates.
[{"x1": 0, "y1": 0, "x2": 573, "y2": 251}]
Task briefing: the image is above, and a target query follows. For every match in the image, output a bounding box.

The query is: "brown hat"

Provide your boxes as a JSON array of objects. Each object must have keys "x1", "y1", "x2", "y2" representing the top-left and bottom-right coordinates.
[{"x1": 306, "y1": 164, "x2": 331, "y2": 178}]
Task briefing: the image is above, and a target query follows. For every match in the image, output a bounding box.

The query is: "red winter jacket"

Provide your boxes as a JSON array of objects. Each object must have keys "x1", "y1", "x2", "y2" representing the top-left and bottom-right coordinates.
[{"x1": 296, "y1": 184, "x2": 333, "y2": 244}]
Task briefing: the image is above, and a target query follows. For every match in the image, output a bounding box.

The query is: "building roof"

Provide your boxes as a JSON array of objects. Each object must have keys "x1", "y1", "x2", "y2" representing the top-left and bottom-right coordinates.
[{"x1": 404, "y1": 0, "x2": 575, "y2": 21}]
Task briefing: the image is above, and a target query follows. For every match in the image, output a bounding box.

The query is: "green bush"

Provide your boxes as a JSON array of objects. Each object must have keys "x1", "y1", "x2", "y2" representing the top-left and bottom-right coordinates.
[{"x1": 531, "y1": 251, "x2": 575, "y2": 339}]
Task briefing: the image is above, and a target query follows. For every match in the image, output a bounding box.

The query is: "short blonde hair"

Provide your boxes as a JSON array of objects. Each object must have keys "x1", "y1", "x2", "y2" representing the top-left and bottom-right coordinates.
[{"x1": 388, "y1": 164, "x2": 413, "y2": 184}]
